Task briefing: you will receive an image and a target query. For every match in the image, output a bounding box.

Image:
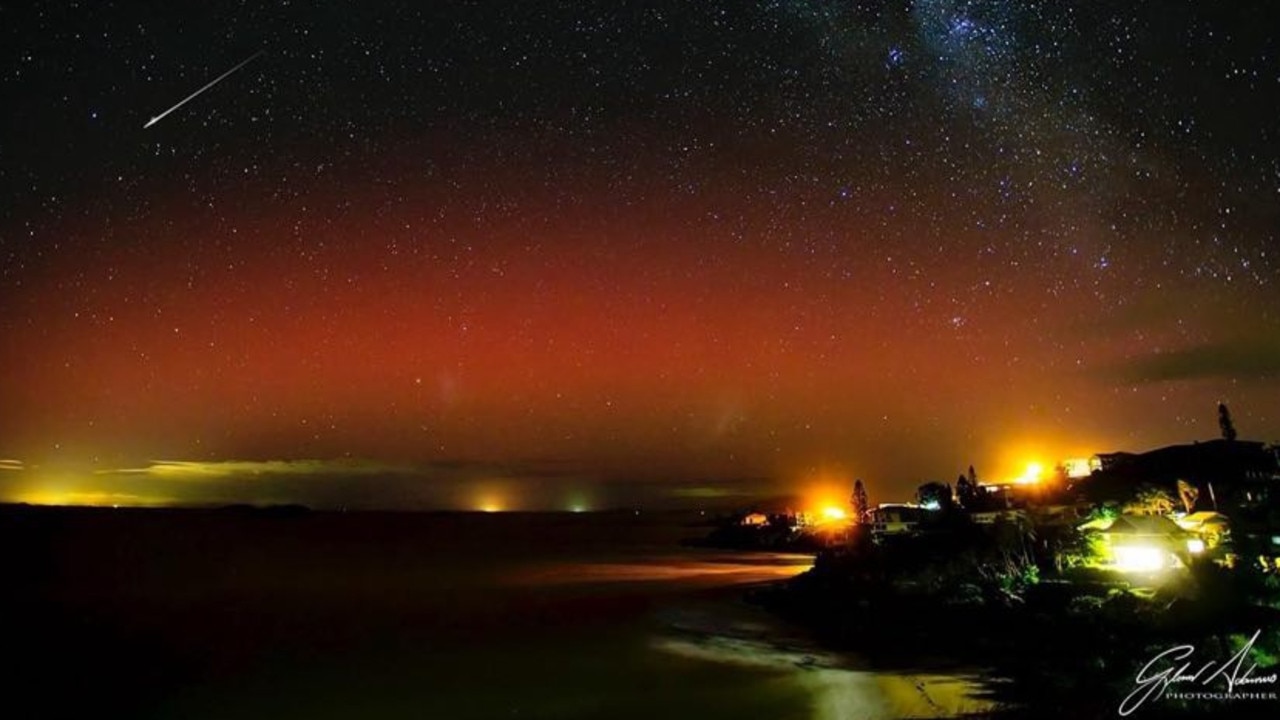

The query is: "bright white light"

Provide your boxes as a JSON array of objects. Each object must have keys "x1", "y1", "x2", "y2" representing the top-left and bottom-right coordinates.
[
  {"x1": 1113, "y1": 545, "x2": 1166, "y2": 573},
  {"x1": 1186, "y1": 538, "x2": 1205, "y2": 554},
  {"x1": 921, "y1": 499, "x2": 941, "y2": 511}
]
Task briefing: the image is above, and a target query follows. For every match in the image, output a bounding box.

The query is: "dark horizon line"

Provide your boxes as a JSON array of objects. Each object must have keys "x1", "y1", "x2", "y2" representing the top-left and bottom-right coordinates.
[{"x1": 0, "y1": 501, "x2": 743, "y2": 515}]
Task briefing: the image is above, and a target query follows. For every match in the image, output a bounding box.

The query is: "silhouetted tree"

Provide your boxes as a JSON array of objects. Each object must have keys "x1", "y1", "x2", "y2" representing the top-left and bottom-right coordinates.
[
  {"x1": 851, "y1": 479, "x2": 869, "y2": 523},
  {"x1": 1122, "y1": 485, "x2": 1177, "y2": 516},
  {"x1": 956, "y1": 473, "x2": 978, "y2": 509},
  {"x1": 916, "y1": 481, "x2": 953, "y2": 511},
  {"x1": 1218, "y1": 402, "x2": 1238, "y2": 441},
  {"x1": 967, "y1": 465, "x2": 979, "y2": 486}
]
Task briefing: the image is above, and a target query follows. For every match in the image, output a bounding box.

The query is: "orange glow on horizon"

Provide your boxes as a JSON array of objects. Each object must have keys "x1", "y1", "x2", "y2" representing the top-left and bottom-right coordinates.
[
  {"x1": 11, "y1": 488, "x2": 173, "y2": 508},
  {"x1": 990, "y1": 436, "x2": 1106, "y2": 487},
  {"x1": 819, "y1": 506, "x2": 847, "y2": 522},
  {"x1": 1014, "y1": 461, "x2": 1045, "y2": 484},
  {"x1": 797, "y1": 465, "x2": 854, "y2": 522}
]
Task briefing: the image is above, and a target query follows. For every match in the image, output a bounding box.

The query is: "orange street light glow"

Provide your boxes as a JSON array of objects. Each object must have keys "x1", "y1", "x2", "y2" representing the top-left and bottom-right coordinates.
[{"x1": 1015, "y1": 462, "x2": 1044, "y2": 484}]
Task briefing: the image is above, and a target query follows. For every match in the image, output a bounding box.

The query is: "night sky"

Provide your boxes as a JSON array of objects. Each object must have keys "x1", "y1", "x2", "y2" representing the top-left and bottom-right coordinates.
[{"x1": 2, "y1": 1, "x2": 1279, "y2": 510}]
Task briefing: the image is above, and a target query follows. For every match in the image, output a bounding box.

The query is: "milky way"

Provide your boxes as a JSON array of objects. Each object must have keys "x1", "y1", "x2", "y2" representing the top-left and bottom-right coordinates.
[{"x1": 2, "y1": 1, "x2": 1278, "y2": 507}]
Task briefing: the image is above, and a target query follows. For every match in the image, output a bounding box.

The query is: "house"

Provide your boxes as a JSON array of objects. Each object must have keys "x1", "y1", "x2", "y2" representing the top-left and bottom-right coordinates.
[
  {"x1": 968, "y1": 483, "x2": 1024, "y2": 511},
  {"x1": 1173, "y1": 511, "x2": 1231, "y2": 549},
  {"x1": 1028, "y1": 503, "x2": 1088, "y2": 527},
  {"x1": 1083, "y1": 514, "x2": 1198, "y2": 572},
  {"x1": 869, "y1": 503, "x2": 927, "y2": 539},
  {"x1": 1085, "y1": 439, "x2": 1280, "y2": 511},
  {"x1": 971, "y1": 508, "x2": 1030, "y2": 526}
]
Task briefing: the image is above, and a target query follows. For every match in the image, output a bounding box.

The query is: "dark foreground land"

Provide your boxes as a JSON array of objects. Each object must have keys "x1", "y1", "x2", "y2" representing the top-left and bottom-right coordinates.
[{"x1": 753, "y1": 527, "x2": 1280, "y2": 719}]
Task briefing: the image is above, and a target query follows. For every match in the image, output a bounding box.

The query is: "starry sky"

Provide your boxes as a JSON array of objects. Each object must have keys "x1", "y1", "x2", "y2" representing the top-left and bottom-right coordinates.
[{"x1": 2, "y1": 1, "x2": 1278, "y2": 510}]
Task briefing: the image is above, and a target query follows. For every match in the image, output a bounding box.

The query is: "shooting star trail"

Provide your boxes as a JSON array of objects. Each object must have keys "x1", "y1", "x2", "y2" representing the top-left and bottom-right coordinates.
[{"x1": 144, "y1": 51, "x2": 264, "y2": 129}]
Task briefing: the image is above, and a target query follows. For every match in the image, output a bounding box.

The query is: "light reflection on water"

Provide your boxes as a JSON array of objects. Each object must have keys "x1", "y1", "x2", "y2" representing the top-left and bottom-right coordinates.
[
  {"x1": 653, "y1": 607, "x2": 1001, "y2": 720},
  {"x1": 506, "y1": 551, "x2": 815, "y2": 586},
  {"x1": 503, "y1": 550, "x2": 1000, "y2": 719}
]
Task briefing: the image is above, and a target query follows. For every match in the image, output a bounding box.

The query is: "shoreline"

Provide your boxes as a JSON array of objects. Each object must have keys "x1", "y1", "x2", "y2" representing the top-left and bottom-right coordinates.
[
  {"x1": 743, "y1": 544, "x2": 1280, "y2": 719},
  {"x1": 654, "y1": 571, "x2": 1008, "y2": 719}
]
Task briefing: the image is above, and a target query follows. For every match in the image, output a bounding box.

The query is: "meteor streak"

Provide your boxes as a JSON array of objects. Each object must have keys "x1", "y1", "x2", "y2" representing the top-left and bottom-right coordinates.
[{"x1": 144, "y1": 51, "x2": 264, "y2": 129}]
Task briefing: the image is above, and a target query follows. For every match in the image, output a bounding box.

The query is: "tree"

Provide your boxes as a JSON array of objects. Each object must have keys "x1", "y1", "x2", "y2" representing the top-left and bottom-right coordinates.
[
  {"x1": 1176, "y1": 479, "x2": 1200, "y2": 514},
  {"x1": 1122, "y1": 485, "x2": 1177, "y2": 516},
  {"x1": 916, "y1": 481, "x2": 953, "y2": 511},
  {"x1": 1218, "y1": 402, "x2": 1238, "y2": 441},
  {"x1": 851, "y1": 479, "x2": 869, "y2": 523},
  {"x1": 956, "y1": 473, "x2": 978, "y2": 509}
]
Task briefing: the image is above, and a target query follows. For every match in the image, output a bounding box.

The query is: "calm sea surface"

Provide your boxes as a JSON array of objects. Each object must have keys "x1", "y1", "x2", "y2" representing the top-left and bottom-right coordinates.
[{"x1": 4, "y1": 509, "x2": 997, "y2": 719}]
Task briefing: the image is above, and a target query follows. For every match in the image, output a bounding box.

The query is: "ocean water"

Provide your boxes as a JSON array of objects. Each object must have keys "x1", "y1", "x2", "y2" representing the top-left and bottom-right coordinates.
[{"x1": 3, "y1": 508, "x2": 998, "y2": 719}]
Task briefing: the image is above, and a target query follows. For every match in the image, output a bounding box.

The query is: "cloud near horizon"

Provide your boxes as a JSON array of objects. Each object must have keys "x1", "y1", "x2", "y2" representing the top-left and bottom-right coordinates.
[
  {"x1": 1114, "y1": 336, "x2": 1280, "y2": 384},
  {"x1": 3, "y1": 458, "x2": 778, "y2": 511},
  {"x1": 103, "y1": 458, "x2": 420, "y2": 479}
]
